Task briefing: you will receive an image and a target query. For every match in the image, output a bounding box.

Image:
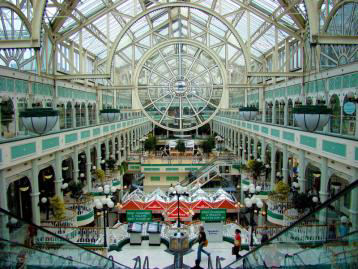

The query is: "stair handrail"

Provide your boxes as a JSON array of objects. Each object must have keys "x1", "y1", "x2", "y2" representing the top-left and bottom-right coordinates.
[
  {"x1": 0, "y1": 207, "x2": 131, "y2": 269},
  {"x1": 143, "y1": 256, "x2": 149, "y2": 269},
  {"x1": 222, "y1": 179, "x2": 358, "y2": 268},
  {"x1": 215, "y1": 256, "x2": 222, "y2": 269},
  {"x1": 133, "y1": 256, "x2": 141, "y2": 269}
]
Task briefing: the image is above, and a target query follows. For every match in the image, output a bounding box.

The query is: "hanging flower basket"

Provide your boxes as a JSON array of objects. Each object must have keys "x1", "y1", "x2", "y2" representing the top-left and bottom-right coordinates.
[
  {"x1": 100, "y1": 108, "x2": 120, "y2": 122},
  {"x1": 20, "y1": 108, "x2": 59, "y2": 135},
  {"x1": 239, "y1": 107, "x2": 258, "y2": 121},
  {"x1": 293, "y1": 105, "x2": 332, "y2": 132}
]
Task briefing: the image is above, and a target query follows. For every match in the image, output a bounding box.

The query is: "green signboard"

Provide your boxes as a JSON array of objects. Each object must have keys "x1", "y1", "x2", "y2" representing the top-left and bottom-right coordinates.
[
  {"x1": 126, "y1": 210, "x2": 152, "y2": 222},
  {"x1": 200, "y1": 209, "x2": 226, "y2": 222}
]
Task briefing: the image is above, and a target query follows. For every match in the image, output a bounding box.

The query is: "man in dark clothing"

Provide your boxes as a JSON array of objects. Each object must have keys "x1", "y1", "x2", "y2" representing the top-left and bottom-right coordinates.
[{"x1": 191, "y1": 259, "x2": 204, "y2": 269}]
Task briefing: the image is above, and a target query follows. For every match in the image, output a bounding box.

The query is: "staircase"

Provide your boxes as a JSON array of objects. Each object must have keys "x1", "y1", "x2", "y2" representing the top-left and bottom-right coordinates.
[
  {"x1": 181, "y1": 155, "x2": 238, "y2": 191},
  {"x1": 222, "y1": 179, "x2": 358, "y2": 269}
]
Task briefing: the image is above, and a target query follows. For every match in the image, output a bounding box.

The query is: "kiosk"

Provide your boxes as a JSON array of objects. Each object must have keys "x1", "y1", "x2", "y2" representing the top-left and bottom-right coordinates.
[
  {"x1": 127, "y1": 223, "x2": 143, "y2": 245},
  {"x1": 126, "y1": 210, "x2": 152, "y2": 245},
  {"x1": 147, "y1": 222, "x2": 162, "y2": 246}
]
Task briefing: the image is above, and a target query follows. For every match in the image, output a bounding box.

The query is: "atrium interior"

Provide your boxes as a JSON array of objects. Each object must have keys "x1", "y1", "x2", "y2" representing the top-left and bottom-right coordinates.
[{"x1": 0, "y1": 0, "x2": 357, "y2": 268}]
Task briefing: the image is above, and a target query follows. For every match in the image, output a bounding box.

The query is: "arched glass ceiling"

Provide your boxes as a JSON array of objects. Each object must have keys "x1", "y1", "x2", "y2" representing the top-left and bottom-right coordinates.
[{"x1": 46, "y1": 0, "x2": 306, "y2": 61}]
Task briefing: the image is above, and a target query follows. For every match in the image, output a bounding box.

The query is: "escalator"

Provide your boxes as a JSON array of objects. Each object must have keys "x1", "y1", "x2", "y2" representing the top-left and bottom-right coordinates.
[
  {"x1": 223, "y1": 179, "x2": 358, "y2": 269},
  {"x1": 0, "y1": 207, "x2": 131, "y2": 269}
]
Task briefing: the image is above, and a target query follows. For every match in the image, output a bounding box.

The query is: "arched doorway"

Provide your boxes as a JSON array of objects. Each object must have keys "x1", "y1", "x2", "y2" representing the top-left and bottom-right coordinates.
[{"x1": 7, "y1": 177, "x2": 32, "y2": 221}]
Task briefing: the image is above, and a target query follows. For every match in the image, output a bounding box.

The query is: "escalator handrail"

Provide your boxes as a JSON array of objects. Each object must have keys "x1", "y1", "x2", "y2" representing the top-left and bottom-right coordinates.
[
  {"x1": 223, "y1": 179, "x2": 358, "y2": 269},
  {"x1": 143, "y1": 256, "x2": 149, "y2": 269},
  {"x1": 0, "y1": 207, "x2": 131, "y2": 269}
]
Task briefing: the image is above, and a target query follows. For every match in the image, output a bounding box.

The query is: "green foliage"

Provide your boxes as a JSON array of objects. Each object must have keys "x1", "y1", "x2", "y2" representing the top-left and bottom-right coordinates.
[
  {"x1": 175, "y1": 140, "x2": 186, "y2": 153},
  {"x1": 107, "y1": 158, "x2": 116, "y2": 170},
  {"x1": 198, "y1": 124, "x2": 210, "y2": 134},
  {"x1": 244, "y1": 160, "x2": 265, "y2": 179},
  {"x1": 50, "y1": 196, "x2": 66, "y2": 220},
  {"x1": 68, "y1": 181, "x2": 84, "y2": 199},
  {"x1": 275, "y1": 181, "x2": 290, "y2": 195},
  {"x1": 96, "y1": 169, "x2": 105, "y2": 182},
  {"x1": 121, "y1": 161, "x2": 128, "y2": 174},
  {"x1": 202, "y1": 135, "x2": 215, "y2": 154},
  {"x1": 144, "y1": 134, "x2": 157, "y2": 152},
  {"x1": 1, "y1": 100, "x2": 14, "y2": 131}
]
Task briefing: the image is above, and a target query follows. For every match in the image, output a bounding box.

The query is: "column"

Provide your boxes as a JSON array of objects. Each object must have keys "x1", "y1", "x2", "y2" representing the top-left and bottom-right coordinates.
[
  {"x1": 123, "y1": 132, "x2": 127, "y2": 160},
  {"x1": 350, "y1": 168, "x2": 358, "y2": 229},
  {"x1": 112, "y1": 135, "x2": 116, "y2": 159},
  {"x1": 72, "y1": 105, "x2": 77, "y2": 128},
  {"x1": 96, "y1": 142, "x2": 101, "y2": 169},
  {"x1": 30, "y1": 159, "x2": 41, "y2": 225},
  {"x1": 248, "y1": 137, "x2": 252, "y2": 160},
  {"x1": 118, "y1": 134, "x2": 122, "y2": 164},
  {"x1": 282, "y1": 144, "x2": 288, "y2": 184},
  {"x1": 234, "y1": 131, "x2": 237, "y2": 156},
  {"x1": 241, "y1": 135, "x2": 245, "y2": 162},
  {"x1": 105, "y1": 139, "x2": 110, "y2": 160},
  {"x1": 85, "y1": 105, "x2": 89, "y2": 126},
  {"x1": 54, "y1": 152, "x2": 63, "y2": 200},
  {"x1": 298, "y1": 149, "x2": 306, "y2": 193},
  {"x1": 86, "y1": 144, "x2": 92, "y2": 192},
  {"x1": 0, "y1": 170, "x2": 10, "y2": 242},
  {"x1": 319, "y1": 157, "x2": 329, "y2": 202},
  {"x1": 261, "y1": 138, "x2": 266, "y2": 164},
  {"x1": 73, "y1": 146, "x2": 79, "y2": 182},
  {"x1": 283, "y1": 102, "x2": 288, "y2": 126},
  {"x1": 253, "y1": 138, "x2": 258, "y2": 159},
  {"x1": 270, "y1": 142, "x2": 276, "y2": 190}
]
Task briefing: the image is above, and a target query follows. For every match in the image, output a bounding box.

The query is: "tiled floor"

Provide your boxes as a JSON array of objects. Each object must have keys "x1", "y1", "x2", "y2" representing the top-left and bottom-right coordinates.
[{"x1": 109, "y1": 240, "x2": 247, "y2": 268}]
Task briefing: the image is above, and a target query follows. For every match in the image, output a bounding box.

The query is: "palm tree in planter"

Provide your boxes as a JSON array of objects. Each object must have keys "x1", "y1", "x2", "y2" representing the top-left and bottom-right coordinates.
[
  {"x1": 144, "y1": 134, "x2": 157, "y2": 154},
  {"x1": 244, "y1": 160, "x2": 265, "y2": 183},
  {"x1": 175, "y1": 140, "x2": 186, "y2": 155}
]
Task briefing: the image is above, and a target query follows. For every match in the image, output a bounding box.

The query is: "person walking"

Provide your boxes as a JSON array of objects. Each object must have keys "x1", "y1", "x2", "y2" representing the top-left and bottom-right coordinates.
[
  {"x1": 197, "y1": 226, "x2": 210, "y2": 262},
  {"x1": 232, "y1": 229, "x2": 241, "y2": 259},
  {"x1": 191, "y1": 259, "x2": 204, "y2": 269}
]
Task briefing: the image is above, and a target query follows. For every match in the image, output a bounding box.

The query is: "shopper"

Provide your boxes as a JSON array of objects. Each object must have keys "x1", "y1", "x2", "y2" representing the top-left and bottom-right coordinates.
[
  {"x1": 191, "y1": 259, "x2": 204, "y2": 269},
  {"x1": 232, "y1": 229, "x2": 241, "y2": 259},
  {"x1": 197, "y1": 226, "x2": 210, "y2": 262}
]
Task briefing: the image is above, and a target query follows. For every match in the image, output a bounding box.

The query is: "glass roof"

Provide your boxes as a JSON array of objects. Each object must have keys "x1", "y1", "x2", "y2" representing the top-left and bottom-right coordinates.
[{"x1": 47, "y1": 0, "x2": 305, "y2": 60}]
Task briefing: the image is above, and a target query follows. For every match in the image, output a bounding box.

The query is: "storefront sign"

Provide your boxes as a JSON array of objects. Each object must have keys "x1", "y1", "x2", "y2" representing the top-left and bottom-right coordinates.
[
  {"x1": 200, "y1": 209, "x2": 226, "y2": 222},
  {"x1": 126, "y1": 210, "x2": 152, "y2": 222},
  {"x1": 344, "y1": 102, "x2": 356, "y2": 115}
]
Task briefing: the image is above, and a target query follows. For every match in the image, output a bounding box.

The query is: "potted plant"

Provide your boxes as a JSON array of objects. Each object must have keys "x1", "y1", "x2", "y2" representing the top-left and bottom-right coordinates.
[
  {"x1": 50, "y1": 195, "x2": 66, "y2": 220},
  {"x1": 144, "y1": 134, "x2": 157, "y2": 154},
  {"x1": 239, "y1": 106, "x2": 259, "y2": 121},
  {"x1": 293, "y1": 105, "x2": 332, "y2": 132},
  {"x1": 175, "y1": 140, "x2": 186, "y2": 155},
  {"x1": 96, "y1": 168, "x2": 105, "y2": 183},
  {"x1": 244, "y1": 160, "x2": 265, "y2": 181},
  {"x1": 68, "y1": 181, "x2": 84, "y2": 199}
]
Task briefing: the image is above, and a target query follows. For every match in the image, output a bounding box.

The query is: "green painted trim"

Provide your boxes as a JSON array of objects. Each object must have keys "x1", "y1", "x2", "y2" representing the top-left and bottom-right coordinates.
[
  {"x1": 141, "y1": 163, "x2": 205, "y2": 167},
  {"x1": 271, "y1": 129, "x2": 280, "y2": 138},
  {"x1": 283, "y1": 131, "x2": 295, "y2": 142},
  {"x1": 355, "y1": 147, "x2": 358, "y2": 161},
  {"x1": 166, "y1": 168, "x2": 179, "y2": 171},
  {"x1": 129, "y1": 165, "x2": 140, "y2": 170},
  {"x1": 11, "y1": 142, "x2": 36, "y2": 159},
  {"x1": 261, "y1": 126, "x2": 269, "y2": 134},
  {"x1": 65, "y1": 133, "x2": 78, "y2": 144},
  {"x1": 81, "y1": 130, "x2": 90, "y2": 140},
  {"x1": 144, "y1": 168, "x2": 161, "y2": 171},
  {"x1": 268, "y1": 209, "x2": 283, "y2": 220},
  {"x1": 111, "y1": 124, "x2": 115, "y2": 131},
  {"x1": 93, "y1": 128, "x2": 101, "y2": 136},
  {"x1": 166, "y1": 176, "x2": 179, "y2": 181},
  {"x1": 150, "y1": 176, "x2": 160, "y2": 181},
  {"x1": 113, "y1": 181, "x2": 121, "y2": 186},
  {"x1": 185, "y1": 168, "x2": 198, "y2": 171},
  {"x1": 247, "y1": 123, "x2": 252, "y2": 129},
  {"x1": 300, "y1": 135, "x2": 317, "y2": 148},
  {"x1": 322, "y1": 140, "x2": 346, "y2": 157},
  {"x1": 242, "y1": 179, "x2": 250, "y2": 185},
  {"x1": 42, "y1": 137, "x2": 60, "y2": 151},
  {"x1": 253, "y1": 125, "x2": 259, "y2": 131},
  {"x1": 0, "y1": 149, "x2": 2, "y2": 163},
  {"x1": 103, "y1": 126, "x2": 109, "y2": 133},
  {"x1": 77, "y1": 210, "x2": 94, "y2": 222},
  {"x1": 117, "y1": 123, "x2": 121, "y2": 129}
]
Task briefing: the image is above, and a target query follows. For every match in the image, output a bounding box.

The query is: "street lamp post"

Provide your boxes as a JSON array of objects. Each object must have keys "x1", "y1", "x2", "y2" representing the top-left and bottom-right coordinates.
[
  {"x1": 39, "y1": 197, "x2": 50, "y2": 220},
  {"x1": 242, "y1": 184, "x2": 264, "y2": 247},
  {"x1": 94, "y1": 185, "x2": 115, "y2": 247},
  {"x1": 168, "y1": 185, "x2": 189, "y2": 228}
]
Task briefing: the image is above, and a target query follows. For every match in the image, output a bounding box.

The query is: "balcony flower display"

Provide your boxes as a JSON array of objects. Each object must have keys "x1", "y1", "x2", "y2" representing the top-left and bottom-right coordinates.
[
  {"x1": 293, "y1": 105, "x2": 331, "y2": 132},
  {"x1": 239, "y1": 106, "x2": 258, "y2": 121},
  {"x1": 100, "y1": 108, "x2": 120, "y2": 122},
  {"x1": 20, "y1": 108, "x2": 59, "y2": 135}
]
